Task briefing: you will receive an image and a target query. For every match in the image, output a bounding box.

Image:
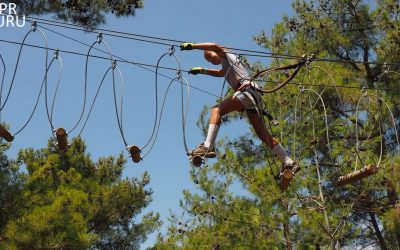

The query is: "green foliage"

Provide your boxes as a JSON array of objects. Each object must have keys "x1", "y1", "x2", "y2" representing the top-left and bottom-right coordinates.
[
  {"x1": 156, "y1": 0, "x2": 400, "y2": 249},
  {"x1": 4, "y1": 0, "x2": 144, "y2": 27},
  {"x1": 0, "y1": 137, "x2": 160, "y2": 249},
  {"x1": 0, "y1": 136, "x2": 23, "y2": 239}
]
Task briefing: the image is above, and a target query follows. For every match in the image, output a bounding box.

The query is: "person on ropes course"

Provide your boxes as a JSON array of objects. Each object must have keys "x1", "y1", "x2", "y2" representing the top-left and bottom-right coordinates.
[{"x1": 180, "y1": 42, "x2": 300, "y2": 176}]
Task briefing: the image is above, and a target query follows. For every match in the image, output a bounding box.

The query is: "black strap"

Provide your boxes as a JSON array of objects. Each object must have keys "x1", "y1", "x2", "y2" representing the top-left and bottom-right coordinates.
[
  {"x1": 246, "y1": 108, "x2": 274, "y2": 121},
  {"x1": 250, "y1": 61, "x2": 306, "y2": 94}
]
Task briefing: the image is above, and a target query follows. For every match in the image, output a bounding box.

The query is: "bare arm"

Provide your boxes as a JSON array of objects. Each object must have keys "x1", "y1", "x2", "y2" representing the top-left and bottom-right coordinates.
[
  {"x1": 191, "y1": 42, "x2": 227, "y2": 57},
  {"x1": 203, "y1": 68, "x2": 225, "y2": 77}
]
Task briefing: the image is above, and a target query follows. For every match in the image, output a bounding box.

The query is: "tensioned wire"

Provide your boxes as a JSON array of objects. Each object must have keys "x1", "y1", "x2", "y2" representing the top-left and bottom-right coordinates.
[
  {"x1": 0, "y1": 54, "x2": 6, "y2": 121},
  {"x1": 0, "y1": 26, "x2": 398, "y2": 144},
  {"x1": 21, "y1": 15, "x2": 298, "y2": 60},
  {"x1": 1, "y1": 37, "x2": 399, "y2": 94},
  {"x1": 15, "y1": 14, "x2": 400, "y2": 67},
  {"x1": 0, "y1": 37, "x2": 219, "y2": 98}
]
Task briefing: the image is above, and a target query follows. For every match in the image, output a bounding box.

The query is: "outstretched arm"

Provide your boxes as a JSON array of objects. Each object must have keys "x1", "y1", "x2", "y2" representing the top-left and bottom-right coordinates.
[
  {"x1": 180, "y1": 42, "x2": 227, "y2": 57},
  {"x1": 192, "y1": 43, "x2": 225, "y2": 52},
  {"x1": 189, "y1": 67, "x2": 224, "y2": 77},
  {"x1": 205, "y1": 68, "x2": 225, "y2": 77}
]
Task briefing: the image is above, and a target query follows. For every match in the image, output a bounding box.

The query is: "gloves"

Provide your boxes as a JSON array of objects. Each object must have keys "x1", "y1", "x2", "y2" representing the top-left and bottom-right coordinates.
[
  {"x1": 189, "y1": 67, "x2": 207, "y2": 75},
  {"x1": 180, "y1": 42, "x2": 194, "y2": 50}
]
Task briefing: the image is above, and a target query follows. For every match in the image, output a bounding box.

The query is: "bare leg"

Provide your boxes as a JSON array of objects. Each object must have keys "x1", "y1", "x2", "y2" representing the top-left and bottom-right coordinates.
[
  {"x1": 246, "y1": 110, "x2": 295, "y2": 166},
  {"x1": 210, "y1": 96, "x2": 244, "y2": 125},
  {"x1": 245, "y1": 110, "x2": 277, "y2": 148},
  {"x1": 192, "y1": 96, "x2": 244, "y2": 157}
]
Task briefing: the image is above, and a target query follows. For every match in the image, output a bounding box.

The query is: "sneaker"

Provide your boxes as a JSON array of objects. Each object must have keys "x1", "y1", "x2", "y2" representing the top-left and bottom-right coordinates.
[{"x1": 190, "y1": 143, "x2": 216, "y2": 158}]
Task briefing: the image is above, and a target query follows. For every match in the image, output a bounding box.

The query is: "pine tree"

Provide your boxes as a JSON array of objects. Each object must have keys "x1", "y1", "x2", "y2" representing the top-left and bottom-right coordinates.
[
  {"x1": 2, "y1": 0, "x2": 144, "y2": 27},
  {"x1": 0, "y1": 137, "x2": 160, "y2": 249},
  {"x1": 154, "y1": 1, "x2": 400, "y2": 249},
  {"x1": 0, "y1": 126, "x2": 23, "y2": 242}
]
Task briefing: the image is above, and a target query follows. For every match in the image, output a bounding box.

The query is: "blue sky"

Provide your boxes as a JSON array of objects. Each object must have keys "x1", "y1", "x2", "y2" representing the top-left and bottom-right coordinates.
[{"x1": 0, "y1": 0, "x2": 294, "y2": 248}]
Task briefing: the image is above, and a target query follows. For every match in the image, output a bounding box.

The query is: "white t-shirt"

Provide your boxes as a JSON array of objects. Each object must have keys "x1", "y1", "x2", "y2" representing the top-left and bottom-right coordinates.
[{"x1": 220, "y1": 53, "x2": 250, "y2": 90}]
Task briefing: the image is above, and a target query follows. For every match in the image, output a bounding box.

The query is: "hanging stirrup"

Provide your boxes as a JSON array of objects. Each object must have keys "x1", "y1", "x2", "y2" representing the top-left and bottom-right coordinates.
[
  {"x1": 336, "y1": 165, "x2": 378, "y2": 186},
  {"x1": 128, "y1": 145, "x2": 142, "y2": 163},
  {"x1": 279, "y1": 169, "x2": 293, "y2": 191},
  {"x1": 55, "y1": 128, "x2": 68, "y2": 151},
  {"x1": 0, "y1": 124, "x2": 14, "y2": 142}
]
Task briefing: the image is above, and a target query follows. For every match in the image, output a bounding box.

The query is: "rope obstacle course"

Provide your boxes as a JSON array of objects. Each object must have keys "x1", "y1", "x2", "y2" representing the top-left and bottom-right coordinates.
[
  {"x1": 0, "y1": 19, "x2": 398, "y2": 195},
  {"x1": 1, "y1": 19, "x2": 399, "y2": 248}
]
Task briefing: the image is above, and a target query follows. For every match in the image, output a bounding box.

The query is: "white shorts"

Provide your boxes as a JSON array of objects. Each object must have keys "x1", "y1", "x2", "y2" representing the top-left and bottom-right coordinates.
[{"x1": 233, "y1": 87, "x2": 262, "y2": 110}]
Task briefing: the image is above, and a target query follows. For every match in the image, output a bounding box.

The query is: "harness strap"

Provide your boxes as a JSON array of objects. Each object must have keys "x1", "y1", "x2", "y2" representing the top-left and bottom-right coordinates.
[
  {"x1": 250, "y1": 61, "x2": 306, "y2": 94},
  {"x1": 246, "y1": 108, "x2": 279, "y2": 125}
]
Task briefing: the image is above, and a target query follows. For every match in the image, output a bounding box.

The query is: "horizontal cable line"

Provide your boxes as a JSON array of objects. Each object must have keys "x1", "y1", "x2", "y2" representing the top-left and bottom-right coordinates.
[
  {"x1": 33, "y1": 18, "x2": 293, "y2": 59},
  {"x1": 25, "y1": 15, "x2": 282, "y2": 57},
  {"x1": 1, "y1": 38, "x2": 399, "y2": 93},
  {"x1": 27, "y1": 15, "x2": 183, "y2": 44},
  {"x1": 286, "y1": 81, "x2": 400, "y2": 92},
  {"x1": 26, "y1": 16, "x2": 314, "y2": 61},
  {"x1": 18, "y1": 14, "x2": 400, "y2": 67},
  {"x1": 0, "y1": 38, "x2": 219, "y2": 98},
  {"x1": 0, "y1": 38, "x2": 178, "y2": 71},
  {"x1": 32, "y1": 23, "x2": 219, "y2": 98},
  {"x1": 25, "y1": 16, "x2": 174, "y2": 47}
]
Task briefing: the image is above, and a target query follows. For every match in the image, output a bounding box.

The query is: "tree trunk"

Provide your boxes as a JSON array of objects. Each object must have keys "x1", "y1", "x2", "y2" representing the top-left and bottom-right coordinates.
[
  {"x1": 283, "y1": 222, "x2": 292, "y2": 250},
  {"x1": 369, "y1": 212, "x2": 388, "y2": 250},
  {"x1": 283, "y1": 201, "x2": 292, "y2": 250},
  {"x1": 386, "y1": 179, "x2": 400, "y2": 248}
]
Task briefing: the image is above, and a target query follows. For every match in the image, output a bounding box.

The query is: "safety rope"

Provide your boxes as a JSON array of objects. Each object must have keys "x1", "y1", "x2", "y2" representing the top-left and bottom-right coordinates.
[
  {"x1": 0, "y1": 22, "x2": 48, "y2": 112},
  {"x1": 0, "y1": 54, "x2": 6, "y2": 121},
  {"x1": 68, "y1": 33, "x2": 113, "y2": 134},
  {"x1": 4, "y1": 22, "x2": 50, "y2": 137},
  {"x1": 251, "y1": 60, "x2": 307, "y2": 94},
  {"x1": 112, "y1": 63, "x2": 129, "y2": 148},
  {"x1": 47, "y1": 51, "x2": 63, "y2": 132}
]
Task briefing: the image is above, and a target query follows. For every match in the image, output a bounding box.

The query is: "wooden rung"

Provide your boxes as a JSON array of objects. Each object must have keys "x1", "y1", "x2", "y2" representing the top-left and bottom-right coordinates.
[
  {"x1": 336, "y1": 165, "x2": 378, "y2": 187},
  {"x1": 0, "y1": 124, "x2": 14, "y2": 142},
  {"x1": 279, "y1": 169, "x2": 293, "y2": 192},
  {"x1": 191, "y1": 155, "x2": 203, "y2": 167},
  {"x1": 55, "y1": 128, "x2": 68, "y2": 151},
  {"x1": 129, "y1": 145, "x2": 141, "y2": 163}
]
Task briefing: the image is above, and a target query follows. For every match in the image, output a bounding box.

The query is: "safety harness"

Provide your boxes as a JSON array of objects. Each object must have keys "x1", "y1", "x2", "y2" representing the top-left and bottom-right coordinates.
[{"x1": 241, "y1": 60, "x2": 307, "y2": 124}]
